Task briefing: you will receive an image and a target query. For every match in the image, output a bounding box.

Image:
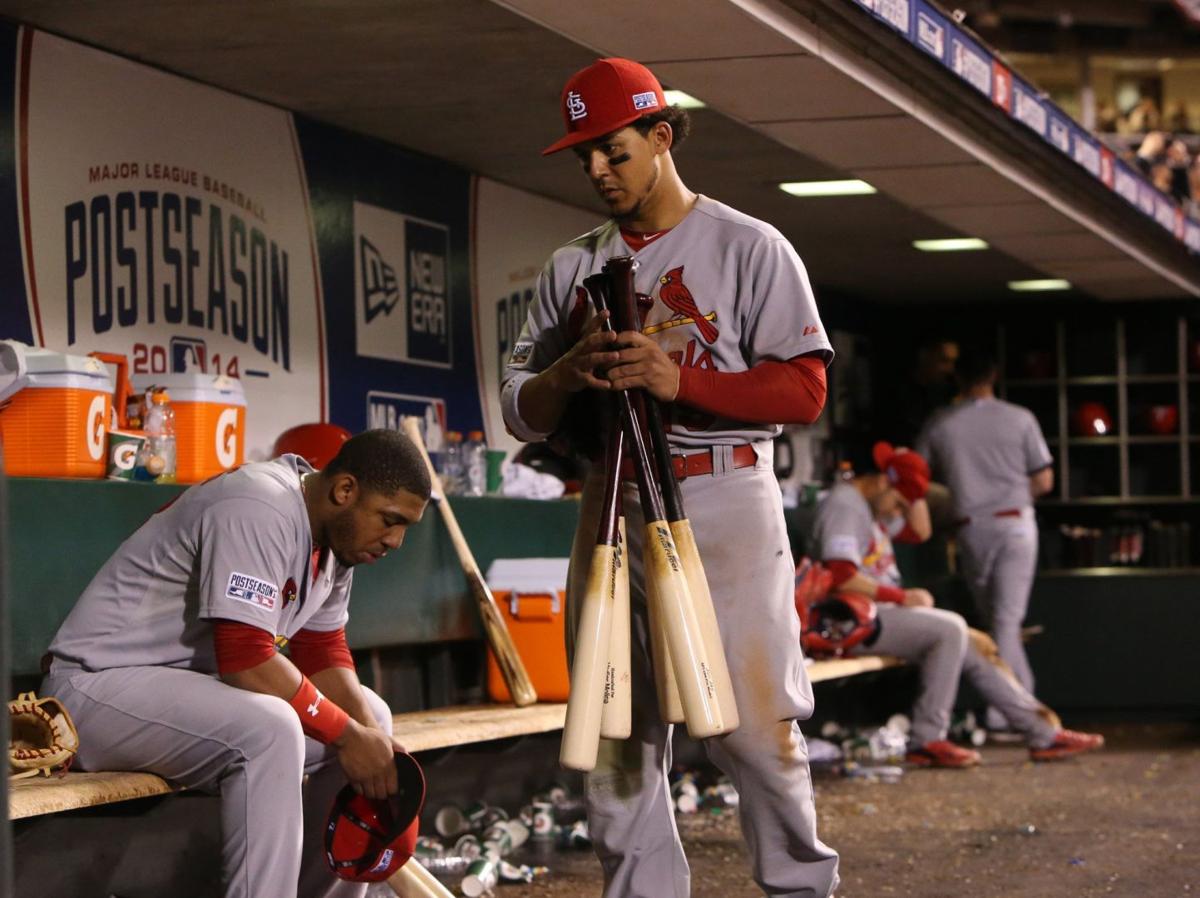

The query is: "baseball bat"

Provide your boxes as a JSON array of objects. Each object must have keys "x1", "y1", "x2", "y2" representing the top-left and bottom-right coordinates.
[
  {"x1": 583, "y1": 269, "x2": 725, "y2": 738},
  {"x1": 606, "y1": 257, "x2": 739, "y2": 735},
  {"x1": 560, "y1": 416, "x2": 624, "y2": 770},
  {"x1": 600, "y1": 510, "x2": 632, "y2": 739},
  {"x1": 400, "y1": 416, "x2": 537, "y2": 707},
  {"x1": 645, "y1": 556, "x2": 685, "y2": 724},
  {"x1": 388, "y1": 857, "x2": 456, "y2": 897}
]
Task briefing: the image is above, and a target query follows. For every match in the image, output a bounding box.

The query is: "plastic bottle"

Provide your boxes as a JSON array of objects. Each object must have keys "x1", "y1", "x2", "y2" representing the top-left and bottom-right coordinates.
[
  {"x1": 141, "y1": 389, "x2": 177, "y2": 483},
  {"x1": 837, "y1": 460, "x2": 855, "y2": 483},
  {"x1": 464, "y1": 430, "x2": 488, "y2": 497},
  {"x1": 442, "y1": 431, "x2": 464, "y2": 496}
]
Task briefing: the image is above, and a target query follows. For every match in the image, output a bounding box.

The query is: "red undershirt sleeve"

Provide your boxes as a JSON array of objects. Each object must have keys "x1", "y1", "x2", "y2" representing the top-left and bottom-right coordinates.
[
  {"x1": 213, "y1": 620, "x2": 277, "y2": 675},
  {"x1": 287, "y1": 627, "x2": 356, "y2": 676},
  {"x1": 674, "y1": 355, "x2": 826, "y2": 424},
  {"x1": 825, "y1": 559, "x2": 859, "y2": 589}
]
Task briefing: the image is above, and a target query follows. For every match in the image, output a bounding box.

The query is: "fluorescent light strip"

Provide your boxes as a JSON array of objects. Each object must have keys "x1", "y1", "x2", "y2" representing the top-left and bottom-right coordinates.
[
  {"x1": 664, "y1": 90, "x2": 705, "y2": 109},
  {"x1": 779, "y1": 179, "x2": 877, "y2": 197},
  {"x1": 1008, "y1": 279, "x2": 1072, "y2": 292},
  {"x1": 913, "y1": 237, "x2": 989, "y2": 252}
]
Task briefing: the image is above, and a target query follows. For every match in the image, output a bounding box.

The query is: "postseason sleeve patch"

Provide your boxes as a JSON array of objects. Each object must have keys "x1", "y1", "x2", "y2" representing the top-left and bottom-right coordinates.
[
  {"x1": 225, "y1": 572, "x2": 279, "y2": 611},
  {"x1": 508, "y1": 341, "x2": 533, "y2": 366},
  {"x1": 825, "y1": 534, "x2": 862, "y2": 564}
]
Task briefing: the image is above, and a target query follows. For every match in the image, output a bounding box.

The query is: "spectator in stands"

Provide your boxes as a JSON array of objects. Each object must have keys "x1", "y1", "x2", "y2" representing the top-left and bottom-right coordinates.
[
  {"x1": 1127, "y1": 96, "x2": 1162, "y2": 133},
  {"x1": 1165, "y1": 100, "x2": 1193, "y2": 135},
  {"x1": 809, "y1": 442, "x2": 1106, "y2": 767}
]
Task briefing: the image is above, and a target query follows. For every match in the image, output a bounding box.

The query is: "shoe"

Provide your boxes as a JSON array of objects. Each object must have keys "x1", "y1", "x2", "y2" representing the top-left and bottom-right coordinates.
[
  {"x1": 1029, "y1": 729, "x2": 1105, "y2": 762},
  {"x1": 906, "y1": 740, "x2": 982, "y2": 768}
]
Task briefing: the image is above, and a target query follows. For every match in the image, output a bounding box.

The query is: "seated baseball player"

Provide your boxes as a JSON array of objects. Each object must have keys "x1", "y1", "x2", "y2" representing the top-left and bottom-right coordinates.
[
  {"x1": 40, "y1": 429, "x2": 430, "y2": 898},
  {"x1": 810, "y1": 442, "x2": 1104, "y2": 768}
]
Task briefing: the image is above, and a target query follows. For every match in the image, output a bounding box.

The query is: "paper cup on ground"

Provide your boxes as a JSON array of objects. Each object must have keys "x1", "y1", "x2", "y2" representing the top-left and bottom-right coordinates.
[{"x1": 461, "y1": 858, "x2": 498, "y2": 897}]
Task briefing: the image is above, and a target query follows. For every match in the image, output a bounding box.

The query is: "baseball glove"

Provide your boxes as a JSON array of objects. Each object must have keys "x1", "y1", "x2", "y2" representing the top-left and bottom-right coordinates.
[{"x1": 8, "y1": 692, "x2": 80, "y2": 780}]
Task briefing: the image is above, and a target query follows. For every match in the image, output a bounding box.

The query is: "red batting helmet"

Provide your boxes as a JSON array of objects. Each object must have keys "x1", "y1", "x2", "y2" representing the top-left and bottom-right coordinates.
[
  {"x1": 273, "y1": 423, "x2": 352, "y2": 469},
  {"x1": 325, "y1": 751, "x2": 425, "y2": 882},
  {"x1": 1072, "y1": 402, "x2": 1113, "y2": 437},
  {"x1": 794, "y1": 558, "x2": 879, "y2": 656}
]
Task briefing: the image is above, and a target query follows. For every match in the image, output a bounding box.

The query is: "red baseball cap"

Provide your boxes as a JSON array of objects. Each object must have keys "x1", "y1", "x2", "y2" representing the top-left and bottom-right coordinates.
[
  {"x1": 543, "y1": 57, "x2": 667, "y2": 156},
  {"x1": 872, "y1": 441, "x2": 930, "y2": 503}
]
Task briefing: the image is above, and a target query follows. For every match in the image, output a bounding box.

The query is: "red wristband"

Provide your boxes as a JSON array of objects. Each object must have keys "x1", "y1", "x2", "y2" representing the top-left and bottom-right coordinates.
[
  {"x1": 288, "y1": 676, "x2": 350, "y2": 745},
  {"x1": 875, "y1": 584, "x2": 906, "y2": 605}
]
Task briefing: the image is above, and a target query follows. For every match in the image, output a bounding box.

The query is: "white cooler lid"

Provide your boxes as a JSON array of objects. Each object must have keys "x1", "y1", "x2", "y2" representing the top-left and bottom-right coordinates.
[
  {"x1": 131, "y1": 372, "x2": 246, "y2": 405},
  {"x1": 0, "y1": 340, "x2": 112, "y2": 403},
  {"x1": 485, "y1": 557, "x2": 570, "y2": 595}
]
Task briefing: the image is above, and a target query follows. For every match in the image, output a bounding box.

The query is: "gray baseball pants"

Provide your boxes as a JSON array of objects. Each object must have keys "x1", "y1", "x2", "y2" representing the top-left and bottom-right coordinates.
[
  {"x1": 42, "y1": 662, "x2": 390, "y2": 898},
  {"x1": 567, "y1": 445, "x2": 839, "y2": 898},
  {"x1": 955, "y1": 510, "x2": 1040, "y2": 726},
  {"x1": 857, "y1": 604, "x2": 1057, "y2": 748}
]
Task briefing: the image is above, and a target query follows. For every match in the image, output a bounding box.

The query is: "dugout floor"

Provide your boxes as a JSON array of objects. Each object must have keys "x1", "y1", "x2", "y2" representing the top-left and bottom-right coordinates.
[{"x1": 435, "y1": 721, "x2": 1198, "y2": 898}]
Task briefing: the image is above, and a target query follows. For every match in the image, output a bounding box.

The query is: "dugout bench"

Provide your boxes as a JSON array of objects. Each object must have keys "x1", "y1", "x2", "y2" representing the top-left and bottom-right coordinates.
[{"x1": 6, "y1": 477, "x2": 903, "y2": 825}]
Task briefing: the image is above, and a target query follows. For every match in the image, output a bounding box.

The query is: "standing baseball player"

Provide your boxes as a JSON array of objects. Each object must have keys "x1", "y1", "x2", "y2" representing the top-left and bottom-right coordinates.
[
  {"x1": 810, "y1": 442, "x2": 1103, "y2": 765},
  {"x1": 41, "y1": 430, "x2": 430, "y2": 898},
  {"x1": 916, "y1": 346, "x2": 1054, "y2": 732},
  {"x1": 501, "y1": 58, "x2": 839, "y2": 898}
]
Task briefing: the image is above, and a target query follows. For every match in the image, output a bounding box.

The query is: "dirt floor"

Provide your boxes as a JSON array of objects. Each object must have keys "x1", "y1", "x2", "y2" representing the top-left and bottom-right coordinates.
[{"x1": 426, "y1": 722, "x2": 1199, "y2": 898}]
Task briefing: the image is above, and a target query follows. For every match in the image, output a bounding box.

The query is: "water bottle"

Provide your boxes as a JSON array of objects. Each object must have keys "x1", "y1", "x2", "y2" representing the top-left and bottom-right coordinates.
[
  {"x1": 141, "y1": 389, "x2": 177, "y2": 484},
  {"x1": 837, "y1": 460, "x2": 855, "y2": 483},
  {"x1": 442, "y1": 431, "x2": 464, "y2": 496},
  {"x1": 464, "y1": 430, "x2": 487, "y2": 497}
]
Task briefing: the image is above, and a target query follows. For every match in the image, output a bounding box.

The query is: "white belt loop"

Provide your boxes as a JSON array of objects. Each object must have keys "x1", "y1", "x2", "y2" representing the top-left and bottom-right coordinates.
[{"x1": 712, "y1": 444, "x2": 734, "y2": 477}]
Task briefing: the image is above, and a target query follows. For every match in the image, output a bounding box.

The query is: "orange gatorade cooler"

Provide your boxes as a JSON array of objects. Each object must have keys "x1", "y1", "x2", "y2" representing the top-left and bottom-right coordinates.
[
  {"x1": 132, "y1": 373, "x2": 246, "y2": 483},
  {"x1": 485, "y1": 557, "x2": 571, "y2": 703},
  {"x1": 0, "y1": 340, "x2": 113, "y2": 478}
]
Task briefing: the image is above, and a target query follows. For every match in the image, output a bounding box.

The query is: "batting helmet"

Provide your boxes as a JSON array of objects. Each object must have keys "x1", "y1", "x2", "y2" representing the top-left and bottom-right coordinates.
[
  {"x1": 325, "y1": 751, "x2": 425, "y2": 882},
  {"x1": 273, "y1": 423, "x2": 352, "y2": 469},
  {"x1": 1072, "y1": 402, "x2": 1113, "y2": 437}
]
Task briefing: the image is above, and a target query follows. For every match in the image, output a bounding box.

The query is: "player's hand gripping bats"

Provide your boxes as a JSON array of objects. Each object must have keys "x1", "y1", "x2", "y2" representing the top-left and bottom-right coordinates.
[
  {"x1": 560, "y1": 400, "x2": 632, "y2": 771},
  {"x1": 401, "y1": 416, "x2": 537, "y2": 707},
  {"x1": 580, "y1": 256, "x2": 737, "y2": 740}
]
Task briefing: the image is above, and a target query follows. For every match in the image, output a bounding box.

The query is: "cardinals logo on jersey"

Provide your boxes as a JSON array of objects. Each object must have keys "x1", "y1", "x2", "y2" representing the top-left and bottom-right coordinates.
[
  {"x1": 656, "y1": 266, "x2": 719, "y2": 344},
  {"x1": 283, "y1": 577, "x2": 298, "y2": 606}
]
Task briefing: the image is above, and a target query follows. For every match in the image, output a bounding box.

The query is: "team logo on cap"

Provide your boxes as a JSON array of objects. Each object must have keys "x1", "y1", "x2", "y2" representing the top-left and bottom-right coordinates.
[
  {"x1": 566, "y1": 90, "x2": 588, "y2": 121},
  {"x1": 632, "y1": 91, "x2": 659, "y2": 110}
]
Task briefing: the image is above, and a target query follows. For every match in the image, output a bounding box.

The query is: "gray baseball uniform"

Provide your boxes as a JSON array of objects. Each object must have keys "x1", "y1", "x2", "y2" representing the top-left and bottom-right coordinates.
[
  {"x1": 917, "y1": 398, "x2": 1052, "y2": 705},
  {"x1": 502, "y1": 195, "x2": 839, "y2": 898},
  {"x1": 43, "y1": 455, "x2": 381, "y2": 898},
  {"x1": 812, "y1": 482, "x2": 1057, "y2": 748}
]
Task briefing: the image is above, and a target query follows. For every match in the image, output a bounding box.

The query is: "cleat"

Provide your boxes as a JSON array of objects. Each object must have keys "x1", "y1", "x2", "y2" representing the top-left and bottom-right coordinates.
[
  {"x1": 1030, "y1": 729, "x2": 1105, "y2": 762},
  {"x1": 906, "y1": 740, "x2": 982, "y2": 769}
]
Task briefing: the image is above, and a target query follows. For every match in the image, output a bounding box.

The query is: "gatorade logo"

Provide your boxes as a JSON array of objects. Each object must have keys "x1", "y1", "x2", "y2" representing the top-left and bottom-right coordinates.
[
  {"x1": 112, "y1": 441, "x2": 138, "y2": 472},
  {"x1": 86, "y1": 395, "x2": 106, "y2": 460},
  {"x1": 215, "y1": 407, "x2": 239, "y2": 469}
]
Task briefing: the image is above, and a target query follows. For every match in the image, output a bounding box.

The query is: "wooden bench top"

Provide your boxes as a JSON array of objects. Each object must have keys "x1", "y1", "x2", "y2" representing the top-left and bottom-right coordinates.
[{"x1": 9, "y1": 656, "x2": 905, "y2": 820}]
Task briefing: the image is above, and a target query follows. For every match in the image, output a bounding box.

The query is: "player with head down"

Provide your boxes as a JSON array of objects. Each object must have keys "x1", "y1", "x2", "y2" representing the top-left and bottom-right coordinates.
[
  {"x1": 41, "y1": 429, "x2": 430, "y2": 898},
  {"x1": 502, "y1": 57, "x2": 839, "y2": 898},
  {"x1": 810, "y1": 442, "x2": 1104, "y2": 766}
]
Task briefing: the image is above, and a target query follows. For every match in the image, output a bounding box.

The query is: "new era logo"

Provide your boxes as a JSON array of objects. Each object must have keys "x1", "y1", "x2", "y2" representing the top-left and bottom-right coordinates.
[{"x1": 360, "y1": 236, "x2": 399, "y2": 323}]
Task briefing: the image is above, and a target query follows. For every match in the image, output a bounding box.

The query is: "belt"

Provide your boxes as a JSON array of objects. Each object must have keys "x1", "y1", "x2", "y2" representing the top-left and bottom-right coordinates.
[
  {"x1": 955, "y1": 508, "x2": 1023, "y2": 528},
  {"x1": 618, "y1": 444, "x2": 757, "y2": 482}
]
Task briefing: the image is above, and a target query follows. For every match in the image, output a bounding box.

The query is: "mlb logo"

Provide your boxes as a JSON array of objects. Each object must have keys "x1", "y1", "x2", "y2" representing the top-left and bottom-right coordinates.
[
  {"x1": 170, "y1": 336, "x2": 207, "y2": 373},
  {"x1": 631, "y1": 91, "x2": 659, "y2": 111}
]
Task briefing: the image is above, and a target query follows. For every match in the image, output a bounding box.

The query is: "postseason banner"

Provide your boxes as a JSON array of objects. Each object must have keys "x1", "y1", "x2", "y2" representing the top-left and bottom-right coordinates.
[
  {"x1": 471, "y1": 177, "x2": 601, "y2": 456},
  {"x1": 16, "y1": 29, "x2": 324, "y2": 459}
]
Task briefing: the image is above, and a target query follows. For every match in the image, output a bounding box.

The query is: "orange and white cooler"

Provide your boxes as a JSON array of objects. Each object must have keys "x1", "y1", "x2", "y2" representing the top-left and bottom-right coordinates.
[
  {"x1": 132, "y1": 372, "x2": 247, "y2": 483},
  {"x1": 0, "y1": 340, "x2": 113, "y2": 478},
  {"x1": 485, "y1": 557, "x2": 571, "y2": 703}
]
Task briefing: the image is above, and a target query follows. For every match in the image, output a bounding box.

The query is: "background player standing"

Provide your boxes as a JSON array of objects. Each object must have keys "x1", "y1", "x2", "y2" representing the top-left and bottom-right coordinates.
[
  {"x1": 501, "y1": 57, "x2": 839, "y2": 898},
  {"x1": 41, "y1": 430, "x2": 430, "y2": 898},
  {"x1": 917, "y1": 347, "x2": 1054, "y2": 733}
]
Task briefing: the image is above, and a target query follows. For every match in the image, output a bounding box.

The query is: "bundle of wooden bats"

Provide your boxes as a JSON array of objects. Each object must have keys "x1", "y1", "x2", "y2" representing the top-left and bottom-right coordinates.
[{"x1": 560, "y1": 255, "x2": 740, "y2": 772}]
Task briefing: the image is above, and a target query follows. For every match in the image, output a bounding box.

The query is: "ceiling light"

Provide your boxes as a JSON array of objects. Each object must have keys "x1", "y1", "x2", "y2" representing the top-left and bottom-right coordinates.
[
  {"x1": 1008, "y1": 278, "x2": 1072, "y2": 292},
  {"x1": 779, "y1": 179, "x2": 877, "y2": 197},
  {"x1": 913, "y1": 237, "x2": 989, "y2": 252},
  {"x1": 664, "y1": 90, "x2": 705, "y2": 109}
]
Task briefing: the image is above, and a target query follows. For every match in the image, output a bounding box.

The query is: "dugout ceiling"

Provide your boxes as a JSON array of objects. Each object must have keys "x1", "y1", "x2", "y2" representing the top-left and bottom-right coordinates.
[{"x1": 3, "y1": 0, "x2": 1199, "y2": 303}]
